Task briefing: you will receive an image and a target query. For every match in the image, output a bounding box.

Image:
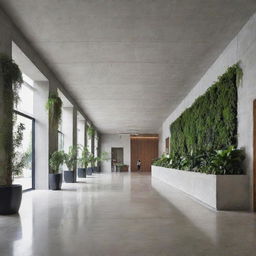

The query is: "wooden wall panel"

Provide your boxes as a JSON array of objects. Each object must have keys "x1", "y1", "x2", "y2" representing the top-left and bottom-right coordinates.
[{"x1": 131, "y1": 137, "x2": 158, "y2": 172}]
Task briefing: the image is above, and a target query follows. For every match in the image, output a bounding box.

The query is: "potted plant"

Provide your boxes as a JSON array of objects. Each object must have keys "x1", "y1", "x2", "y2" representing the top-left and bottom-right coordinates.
[
  {"x1": 95, "y1": 152, "x2": 109, "y2": 173},
  {"x1": 64, "y1": 146, "x2": 77, "y2": 183},
  {"x1": 77, "y1": 145, "x2": 89, "y2": 178},
  {"x1": 86, "y1": 153, "x2": 96, "y2": 175},
  {"x1": 49, "y1": 150, "x2": 65, "y2": 190},
  {"x1": 0, "y1": 54, "x2": 24, "y2": 215}
]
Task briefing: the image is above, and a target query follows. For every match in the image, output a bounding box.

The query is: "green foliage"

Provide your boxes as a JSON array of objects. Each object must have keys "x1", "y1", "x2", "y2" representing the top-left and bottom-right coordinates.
[
  {"x1": 88, "y1": 153, "x2": 97, "y2": 167},
  {"x1": 170, "y1": 64, "x2": 242, "y2": 157},
  {"x1": 0, "y1": 54, "x2": 23, "y2": 106},
  {"x1": 97, "y1": 152, "x2": 110, "y2": 163},
  {"x1": 46, "y1": 93, "x2": 62, "y2": 129},
  {"x1": 49, "y1": 150, "x2": 65, "y2": 174},
  {"x1": 64, "y1": 146, "x2": 77, "y2": 171},
  {"x1": 153, "y1": 146, "x2": 245, "y2": 175},
  {"x1": 0, "y1": 54, "x2": 23, "y2": 186},
  {"x1": 12, "y1": 122, "x2": 29, "y2": 178},
  {"x1": 87, "y1": 126, "x2": 95, "y2": 139},
  {"x1": 204, "y1": 146, "x2": 245, "y2": 175},
  {"x1": 77, "y1": 145, "x2": 90, "y2": 168}
]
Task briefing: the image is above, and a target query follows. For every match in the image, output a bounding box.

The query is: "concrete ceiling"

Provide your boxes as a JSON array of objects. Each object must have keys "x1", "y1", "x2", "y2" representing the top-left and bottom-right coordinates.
[{"x1": 1, "y1": 0, "x2": 256, "y2": 134}]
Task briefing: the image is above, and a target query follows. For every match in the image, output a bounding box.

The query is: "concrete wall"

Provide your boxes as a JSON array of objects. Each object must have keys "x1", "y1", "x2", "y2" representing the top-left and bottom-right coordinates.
[
  {"x1": 158, "y1": 12, "x2": 256, "y2": 209},
  {"x1": 101, "y1": 134, "x2": 131, "y2": 173}
]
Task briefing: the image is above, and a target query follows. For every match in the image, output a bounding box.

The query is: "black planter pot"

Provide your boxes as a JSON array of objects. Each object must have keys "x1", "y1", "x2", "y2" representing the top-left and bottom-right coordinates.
[
  {"x1": 49, "y1": 173, "x2": 62, "y2": 190},
  {"x1": 0, "y1": 185, "x2": 22, "y2": 215},
  {"x1": 78, "y1": 168, "x2": 86, "y2": 178},
  {"x1": 64, "y1": 170, "x2": 75, "y2": 183},
  {"x1": 93, "y1": 167, "x2": 98, "y2": 173},
  {"x1": 86, "y1": 167, "x2": 93, "y2": 176}
]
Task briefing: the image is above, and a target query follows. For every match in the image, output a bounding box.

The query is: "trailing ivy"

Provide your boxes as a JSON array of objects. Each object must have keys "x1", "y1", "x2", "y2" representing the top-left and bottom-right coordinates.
[
  {"x1": 46, "y1": 92, "x2": 62, "y2": 129},
  {"x1": 170, "y1": 63, "x2": 242, "y2": 157},
  {"x1": 0, "y1": 54, "x2": 23, "y2": 186},
  {"x1": 87, "y1": 126, "x2": 95, "y2": 139}
]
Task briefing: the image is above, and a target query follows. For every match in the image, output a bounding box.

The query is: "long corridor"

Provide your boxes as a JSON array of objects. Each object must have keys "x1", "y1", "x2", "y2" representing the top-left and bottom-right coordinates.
[{"x1": 0, "y1": 173, "x2": 256, "y2": 256}]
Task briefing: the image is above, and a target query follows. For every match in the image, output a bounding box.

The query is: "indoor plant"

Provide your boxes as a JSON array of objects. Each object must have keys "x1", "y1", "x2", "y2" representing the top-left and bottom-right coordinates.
[
  {"x1": 49, "y1": 150, "x2": 65, "y2": 190},
  {"x1": 46, "y1": 92, "x2": 62, "y2": 129},
  {"x1": 87, "y1": 126, "x2": 95, "y2": 139},
  {"x1": 87, "y1": 153, "x2": 98, "y2": 174},
  {"x1": 77, "y1": 145, "x2": 89, "y2": 178},
  {"x1": 96, "y1": 152, "x2": 109, "y2": 173},
  {"x1": 0, "y1": 54, "x2": 24, "y2": 215},
  {"x1": 64, "y1": 146, "x2": 77, "y2": 183}
]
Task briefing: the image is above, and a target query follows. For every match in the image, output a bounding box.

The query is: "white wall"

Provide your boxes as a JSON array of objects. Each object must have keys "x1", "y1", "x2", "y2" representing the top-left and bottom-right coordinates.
[
  {"x1": 158, "y1": 12, "x2": 256, "y2": 209},
  {"x1": 101, "y1": 134, "x2": 131, "y2": 173}
]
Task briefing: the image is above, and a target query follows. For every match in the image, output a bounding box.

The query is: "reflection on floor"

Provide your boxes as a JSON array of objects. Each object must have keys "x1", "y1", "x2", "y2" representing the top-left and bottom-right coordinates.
[{"x1": 0, "y1": 173, "x2": 256, "y2": 256}]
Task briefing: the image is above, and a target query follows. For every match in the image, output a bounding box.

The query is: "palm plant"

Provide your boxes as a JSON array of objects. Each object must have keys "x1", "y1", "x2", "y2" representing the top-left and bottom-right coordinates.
[
  {"x1": 78, "y1": 145, "x2": 90, "y2": 169},
  {"x1": 88, "y1": 153, "x2": 97, "y2": 168},
  {"x1": 49, "y1": 150, "x2": 65, "y2": 174},
  {"x1": 64, "y1": 146, "x2": 77, "y2": 171}
]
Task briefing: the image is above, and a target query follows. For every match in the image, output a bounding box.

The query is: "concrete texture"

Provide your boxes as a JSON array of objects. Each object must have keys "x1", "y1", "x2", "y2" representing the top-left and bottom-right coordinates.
[
  {"x1": 0, "y1": 6, "x2": 94, "y2": 129},
  {"x1": 0, "y1": 173, "x2": 256, "y2": 256},
  {"x1": 0, "y1": 0, "x2": 256, "y2": 133},
  {"x1": 101, "y1": 134, "x2": 131, "y2": 172},
  {"x1": 34, "y1": 81, "x2": 49, "y2": 189},
  {"x1": 152, "y1": 166, "x2": 249, "y2": 210},
  {"x1": 159, "y1": 12, "x2": 256, "y2": 210}
]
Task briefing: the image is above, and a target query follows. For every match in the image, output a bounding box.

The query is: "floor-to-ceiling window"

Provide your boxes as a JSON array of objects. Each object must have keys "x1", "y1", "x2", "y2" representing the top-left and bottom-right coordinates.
[{"x1": 13, "y1": 74, "x2": 35, "y2": 190}]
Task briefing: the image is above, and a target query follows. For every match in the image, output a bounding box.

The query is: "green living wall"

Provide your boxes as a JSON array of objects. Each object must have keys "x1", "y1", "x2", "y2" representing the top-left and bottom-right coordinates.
[{"x1": 170, "y1": 64, "x2": 242, "y2": 157}]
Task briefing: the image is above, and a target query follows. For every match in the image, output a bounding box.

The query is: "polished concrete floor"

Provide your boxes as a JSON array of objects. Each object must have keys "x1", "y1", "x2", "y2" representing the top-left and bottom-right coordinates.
[{"x1": 0, "y1": 173, "x2": 256, "y2": 256}]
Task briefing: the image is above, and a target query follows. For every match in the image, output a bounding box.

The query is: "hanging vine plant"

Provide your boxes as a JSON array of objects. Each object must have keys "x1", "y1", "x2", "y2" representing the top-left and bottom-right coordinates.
[
  {"x1": 0, "y1": 54, "x2": 23, "y2": 186},
  {"x1": 87, "y1": 126, "x2": 95, "y2": 139},
  {"x1": 46, "y1": 92, "x2": 63, "y2": 129}
]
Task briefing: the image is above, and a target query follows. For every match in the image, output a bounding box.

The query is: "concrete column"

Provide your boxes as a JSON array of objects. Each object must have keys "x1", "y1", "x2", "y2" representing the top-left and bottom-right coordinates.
[
  {"x1": 48, "y1": 86, "x2": 58, "y2": 155},
  {"x1": 0, "y1": 33, "x2": 12, "y2": 184},
  {"x1": 73, "y1": 108, "x2": 77, "y2": 179},
  {"x1": 84, "y1": 123, "x2": 88, "y2": 151},
  {"x1": 34, "y1": 81, "x2": 49, "y2": 189},
  {"x1": 98, "y1": 134, "x2": 101, "y2": 172},
  {"x1": 91, "y1": 131, "x2": 95, "y2": 156}
]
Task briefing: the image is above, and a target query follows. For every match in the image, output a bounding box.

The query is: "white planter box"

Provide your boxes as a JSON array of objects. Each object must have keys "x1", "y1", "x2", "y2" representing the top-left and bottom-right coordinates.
[{"x1": 151, "y1": 165, "x2": 249, "y2": 210}]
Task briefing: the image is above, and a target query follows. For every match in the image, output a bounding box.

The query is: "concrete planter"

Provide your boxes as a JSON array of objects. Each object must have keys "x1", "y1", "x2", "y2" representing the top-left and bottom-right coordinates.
[{"x1": 151, "y1": 166, "x2": 249, "y2": 210}]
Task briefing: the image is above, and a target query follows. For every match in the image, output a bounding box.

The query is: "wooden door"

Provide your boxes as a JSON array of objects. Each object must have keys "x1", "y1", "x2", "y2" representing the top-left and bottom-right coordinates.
[
  {"x1": 253, "y1": 100, "x2": 256, "y2": 211},
  {"x1": 131, "y1": 136, "x2": 158, "y2": 172}
]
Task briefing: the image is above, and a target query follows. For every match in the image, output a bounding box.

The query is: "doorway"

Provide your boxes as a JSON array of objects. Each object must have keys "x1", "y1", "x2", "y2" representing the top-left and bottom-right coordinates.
[
  {"x1": 111, "y1": 148, "x2": 124, "y2": 172},
  {"x1": 253, "y1": 100, "x2": 256, "y2": 211},
  {"x1": 130, "y1": 135, "x2": 158, "y2": 172}
]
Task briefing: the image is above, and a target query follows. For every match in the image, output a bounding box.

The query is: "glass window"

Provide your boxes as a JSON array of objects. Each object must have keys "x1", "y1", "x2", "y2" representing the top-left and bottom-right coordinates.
[
  {"x1": 13, "y1": 113, "x2": 34, "y2": 190},
  {"x1": 13, "y1": 74, "x2": 35, "y2": 191}
]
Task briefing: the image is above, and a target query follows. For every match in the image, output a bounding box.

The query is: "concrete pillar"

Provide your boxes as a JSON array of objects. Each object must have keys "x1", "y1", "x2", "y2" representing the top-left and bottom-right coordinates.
[
  {"x1": 84, "y1": 123, "x2": 88, "y2": 151},
  {"x1": 48, "y1": 86, "x2": 58, "y2": 155},
  {"x1": 91, "y1": 130, "x2": 95, "y2": 156},
  {"x1": 98, "y1": 134, "x2": 102, "y2": 172},
  {"x1": 0, "y1": 31, "x2": 12, "y2": 184},
  {"x1": 34, "y1": 81, "x2": 49, "y2": 189},
  {"x1": 73, "y1": 108, "x2": 77, "y2": 179}
]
